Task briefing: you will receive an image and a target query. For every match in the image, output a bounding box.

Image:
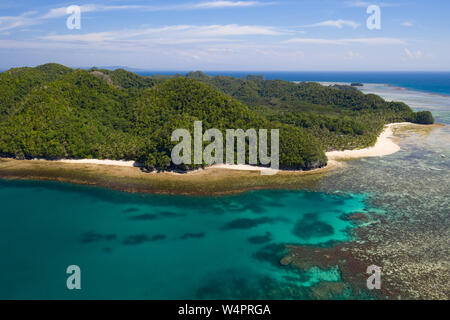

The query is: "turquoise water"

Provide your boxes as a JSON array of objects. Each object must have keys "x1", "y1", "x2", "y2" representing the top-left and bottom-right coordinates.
[{"x1": 0, "y1": 179, "x2": 369, "y2": 299}]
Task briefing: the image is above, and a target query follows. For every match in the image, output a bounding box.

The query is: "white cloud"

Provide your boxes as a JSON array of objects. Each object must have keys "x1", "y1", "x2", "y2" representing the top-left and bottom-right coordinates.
[
  {"x1": 286, "y1": 37, "x2": 406, "y2": 45},
  {"x1": 346, "y1": 50, "x2": 361, "y2": 59},
  {"x1": 2, "y1": 1, "x2": 273, "y2": 32},
  {"x1": 40, "y1": 24, "x2": 286, "y2": 45},
  {"x1": 401, "y1": 21, "x2": 414, "y2": 27},
  {"x1": 0, "y1": 11, "x2": 39, "y2": 32},
  {"x1": 40, "y1": 1, "x2": 271, "y2": 19},
  {"x1": 41, "y1": 4, "x2": 154, "y2": 19},
  {"x1": 302, "y1": 19, "x2": 361, "y2": 29},
  {"x1": 193, "y1": 1, "x2": 268, "y2": 8},
  {"x1": 404, "y1": 48, "x2": 423, "y2": 59},
  {"x1": 344, "y1": 1, "x2": 404, "y2": 7},
  {"x1": 190, "y1": 24, "x2": 283, "y2": 36},
  {"x1": 42, "y1": 32, "x2": 116, "y2": 43},
  {"x1": 0, "y1": 39, "x2": 84, "y2": 50}
]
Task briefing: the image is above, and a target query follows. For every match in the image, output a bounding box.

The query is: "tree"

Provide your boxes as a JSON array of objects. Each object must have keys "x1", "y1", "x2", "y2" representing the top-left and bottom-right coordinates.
[{"x1": 413, "y1": 111, "x2": 434, "y2": 124}]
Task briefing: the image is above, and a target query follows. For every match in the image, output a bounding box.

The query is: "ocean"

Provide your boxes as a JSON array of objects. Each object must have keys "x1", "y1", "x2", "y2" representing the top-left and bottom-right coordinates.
[
  {"x1": 138, "y1": 71, "x2": 450, "y2": 96},
  {"x1": 0, "y1": 72, "x2": 449, "y2": 299}
]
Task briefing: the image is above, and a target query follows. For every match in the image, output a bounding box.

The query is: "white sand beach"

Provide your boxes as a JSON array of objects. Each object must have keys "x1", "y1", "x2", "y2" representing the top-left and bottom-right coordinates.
[
  {"x1": 325, "y1": 122, "x2": 411, "y2": 161},
  {"x1": 58, "y1": 159, "x2": 139, "y2": 167},
  {"x1": 55, "y1": 160, "x2": 279, "y2": 173}
]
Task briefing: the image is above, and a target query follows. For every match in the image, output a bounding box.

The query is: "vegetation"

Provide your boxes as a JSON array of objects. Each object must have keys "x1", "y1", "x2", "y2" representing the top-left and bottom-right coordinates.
[
  {"x1": 0, "y1": 64, "x2": 433, "y2": 172},
  {"x1": 412, "y1": 111, "x2": 434, "y2": 124},
  {"x1": 190, "y1": 76, "x2": 429, "y2": 151}
]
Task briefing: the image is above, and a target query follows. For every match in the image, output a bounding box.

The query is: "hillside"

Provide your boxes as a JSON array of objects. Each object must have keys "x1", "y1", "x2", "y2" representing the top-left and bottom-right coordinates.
[
  {"x1": 0, "y1": 64, "x2": 433, "y2": 171},
  {"x1": 189, "y1": 75, "x2": 434, "y2": 151},
  {"x1": 0, "y1": 64, "x2": 326, "y2": 171}
]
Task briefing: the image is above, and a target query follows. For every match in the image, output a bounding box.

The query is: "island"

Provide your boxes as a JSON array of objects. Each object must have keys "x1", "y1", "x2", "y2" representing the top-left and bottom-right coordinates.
[{"x1": 0, "y1": 63, "x2": 435, "y2": 194}]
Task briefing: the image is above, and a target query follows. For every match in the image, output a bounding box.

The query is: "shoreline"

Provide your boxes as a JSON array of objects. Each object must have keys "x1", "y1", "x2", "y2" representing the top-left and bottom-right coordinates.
[
  {"x1": 0, "y1": 122, "x2": 439, "y2": 195},
  {"x1": 0, "y1": 159, "x2": 333, "y2": 196},
  {"x1": 21, "y1": 122, "x2": 409, "y2": 169},
  {"x1": 43, "y1": 122, "x2": 411, "y2": 167}
]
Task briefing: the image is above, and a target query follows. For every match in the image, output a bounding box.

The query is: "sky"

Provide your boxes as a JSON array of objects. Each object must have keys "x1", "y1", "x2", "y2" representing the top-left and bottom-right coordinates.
[{"x1": 0, "y1": 0, "x2": 449, "y2": 71}]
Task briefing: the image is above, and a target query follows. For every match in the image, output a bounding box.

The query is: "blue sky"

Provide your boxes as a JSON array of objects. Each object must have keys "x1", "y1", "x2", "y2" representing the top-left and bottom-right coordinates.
[{"x1": 1, "y1": 0, "x2": 449, "y2": 70}]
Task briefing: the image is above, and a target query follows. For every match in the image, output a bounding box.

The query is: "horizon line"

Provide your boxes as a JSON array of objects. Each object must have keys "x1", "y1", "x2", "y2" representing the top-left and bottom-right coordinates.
[{"x1": 1, "y1": 65, "x2": 450, "y2": 73}]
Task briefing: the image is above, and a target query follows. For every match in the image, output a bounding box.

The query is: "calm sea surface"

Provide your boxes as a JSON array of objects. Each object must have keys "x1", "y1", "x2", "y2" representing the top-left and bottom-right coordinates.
[{"x1": 138, "y1": 71, "x2": 450, "y2": 96}]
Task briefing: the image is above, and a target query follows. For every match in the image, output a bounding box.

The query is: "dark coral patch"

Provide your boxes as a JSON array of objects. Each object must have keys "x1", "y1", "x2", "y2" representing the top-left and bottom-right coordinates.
[
  {"x1": 292, "y1": 218, "x2": 334, "y2": 239},
  {"x1": 248, "y1": 232, "x2": 272, "y2": 244},
  {"x1": 129, "y1": 213, "x2": 159, "y2": 221},
  {"x1": 221, "y1": 217, "x2": 275, "y2": 230},
  {"x1": 80, "y1": 231, "x2": 117, "y2": 244},
  {"x1": 252, "y1": 244, "x2": 289, "y2": 267},
  {"x1": 150, "y1": 234, "x2": 166, "y2": 241},
  {"x1": 180, "y1": 232, "x2": 205, "y2": 240},
  {"x1": 159, "y1": 211, "x2": 186, "y2": 218},
  {"x1": 243, "y1": 204, "x2": 266, "y2": 214},
  {"x1": 129, "y1": 211, "x2": 186, "y2": 221},
  {"x1": 122, "y1": 234, "x2": 166, "y2": 245},
  {"x1": 123, "y1": 234, "x2": 149, "y2": 245}
]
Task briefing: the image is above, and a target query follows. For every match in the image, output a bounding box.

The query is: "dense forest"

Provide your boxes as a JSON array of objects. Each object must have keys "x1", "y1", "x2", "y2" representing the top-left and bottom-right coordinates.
[
  {"x1": 184, "y1": 72, "x2": 434, "y2": 151},
  {"x1": 0, "y1": 64, "x2": 434, "y2": 171}
]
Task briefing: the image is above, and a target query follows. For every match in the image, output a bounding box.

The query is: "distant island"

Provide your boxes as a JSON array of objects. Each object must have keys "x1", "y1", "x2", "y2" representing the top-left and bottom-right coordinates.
[{"x1": 0, "y1": 64, "x2": 434, "y2": 178}]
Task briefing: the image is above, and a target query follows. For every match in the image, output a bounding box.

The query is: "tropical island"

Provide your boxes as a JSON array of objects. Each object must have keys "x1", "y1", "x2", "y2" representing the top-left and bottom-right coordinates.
[{"x1": 0, "y1": 63, "x2": 435, "y2": 194}]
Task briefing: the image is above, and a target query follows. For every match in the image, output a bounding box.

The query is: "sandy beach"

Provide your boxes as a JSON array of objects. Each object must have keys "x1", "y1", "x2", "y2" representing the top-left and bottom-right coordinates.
[
  {"x1": 325, "y1": 122, "x2": 411, "y2": 161},
  {"x1": 58, "y1": 159, "x2": 139, "y2": 167},
  {"x1": 54, "y1": 155, "x2": 334, "y2": 175},
  {"x1": 55, "y1": 160, "x2": 285, "y2": 174},
  {"x1": 0, "y1": 122, "x2": 440, "y2": 195}
]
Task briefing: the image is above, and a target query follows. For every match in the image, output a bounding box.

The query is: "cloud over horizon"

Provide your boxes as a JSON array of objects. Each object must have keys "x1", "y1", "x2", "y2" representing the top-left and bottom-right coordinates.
[
  {"x1": 0, "y1": 0, "x2": 448, "y2": 70},
  {"x1": 302, "y1": 19, "x2": 361, "y2": 29}
]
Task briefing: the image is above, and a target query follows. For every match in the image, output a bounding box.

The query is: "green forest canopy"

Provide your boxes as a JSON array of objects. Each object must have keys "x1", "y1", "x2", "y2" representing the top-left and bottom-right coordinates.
[{"x1": 0, "y1": 63, "x2": 434, "y2": 171}]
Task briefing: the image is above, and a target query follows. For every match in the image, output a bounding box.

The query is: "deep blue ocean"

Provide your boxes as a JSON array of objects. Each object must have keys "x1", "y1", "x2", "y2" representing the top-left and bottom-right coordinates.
[{"x1": 138, "y1": 71, "x2": 450, "y2": 96}]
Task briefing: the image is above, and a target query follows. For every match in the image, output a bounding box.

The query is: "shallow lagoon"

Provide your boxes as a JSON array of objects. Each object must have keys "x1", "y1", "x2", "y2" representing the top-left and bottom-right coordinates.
[{"x1": 0, "y1": 180, "x2": 370, "y2": 299}]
